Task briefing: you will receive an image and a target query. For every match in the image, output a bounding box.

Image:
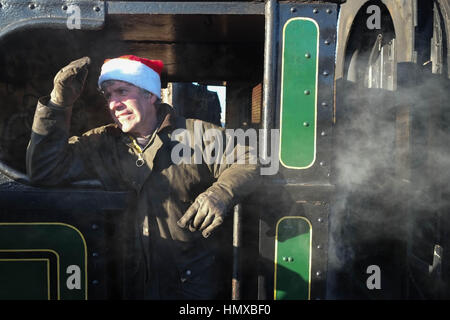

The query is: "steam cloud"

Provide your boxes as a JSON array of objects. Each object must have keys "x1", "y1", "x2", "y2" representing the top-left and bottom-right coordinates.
[{"x1": 326, "y1": 74, "x2": 450, "y2": 299}]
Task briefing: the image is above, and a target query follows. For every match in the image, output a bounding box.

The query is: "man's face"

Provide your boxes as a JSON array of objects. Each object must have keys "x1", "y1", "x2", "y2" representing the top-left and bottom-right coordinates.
[{"x1": 102, "y1": 80, "x2": 158, "y2": 137}]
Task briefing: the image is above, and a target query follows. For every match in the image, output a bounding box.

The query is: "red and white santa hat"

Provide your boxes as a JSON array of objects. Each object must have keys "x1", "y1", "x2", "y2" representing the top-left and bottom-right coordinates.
[{"x1": 98, "y1": 55, "x2": 164, "y2": 98}]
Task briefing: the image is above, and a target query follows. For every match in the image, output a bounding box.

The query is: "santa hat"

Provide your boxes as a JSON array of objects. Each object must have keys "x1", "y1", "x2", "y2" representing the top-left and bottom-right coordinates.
[{"x1": 98, "y1": 55, "x2": 164, "y2": 98}]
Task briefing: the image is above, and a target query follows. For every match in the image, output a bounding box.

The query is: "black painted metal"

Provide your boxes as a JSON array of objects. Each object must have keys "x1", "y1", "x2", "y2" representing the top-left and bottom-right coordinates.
[
  {"x1": 106, "y1": 1, "x2": 265, "y2": 15},
  {"x1": 0, "y1": 0, "x2": 104, "y2": 40},
  {"x1": 0, "y1": 186, "x2": 133, "y2": 299},
  {"x1": 257, "y1": 2, "x2": 338, "y2": 300},
  {"x1": 273, "y1": 3, "x2": 337, "y2": 185}
]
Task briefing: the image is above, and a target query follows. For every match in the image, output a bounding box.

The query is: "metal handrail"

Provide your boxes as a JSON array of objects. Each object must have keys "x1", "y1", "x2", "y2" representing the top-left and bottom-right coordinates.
[{"x1": 232, "y1": 203, "x2": 242, "y2": 300}]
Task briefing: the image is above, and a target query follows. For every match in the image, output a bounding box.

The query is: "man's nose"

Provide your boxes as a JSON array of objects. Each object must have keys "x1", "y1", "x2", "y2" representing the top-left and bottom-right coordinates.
[{"x1": 109, "y1": 98, "x2": 125, "y2": 111}]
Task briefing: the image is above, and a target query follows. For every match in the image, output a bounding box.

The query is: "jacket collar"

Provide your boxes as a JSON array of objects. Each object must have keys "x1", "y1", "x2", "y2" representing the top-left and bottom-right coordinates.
[{"x1": 156, "y1": 103, "x2": 176, "y2": 134}]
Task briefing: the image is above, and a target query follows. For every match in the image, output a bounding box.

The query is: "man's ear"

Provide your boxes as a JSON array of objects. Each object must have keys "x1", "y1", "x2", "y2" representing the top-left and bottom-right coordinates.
[{"x1": 149, "y1": 93, "x2": 158, "y2": 104}]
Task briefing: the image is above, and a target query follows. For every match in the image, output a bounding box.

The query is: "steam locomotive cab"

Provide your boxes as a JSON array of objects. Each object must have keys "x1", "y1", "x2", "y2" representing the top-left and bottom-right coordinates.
[{"x1": 0, "y1": 0, "x2": 449, "y2": 300}]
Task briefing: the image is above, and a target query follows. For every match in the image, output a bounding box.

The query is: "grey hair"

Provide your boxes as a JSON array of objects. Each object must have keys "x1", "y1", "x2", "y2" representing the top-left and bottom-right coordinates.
[{"x1": 139, "y1": 87, "x2": 162, "y2": 105}]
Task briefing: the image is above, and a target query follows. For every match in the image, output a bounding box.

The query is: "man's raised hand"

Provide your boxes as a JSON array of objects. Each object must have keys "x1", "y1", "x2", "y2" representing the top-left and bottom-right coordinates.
[{"x1": 50, "y1": 56, "x2": 91, "y2": 107}]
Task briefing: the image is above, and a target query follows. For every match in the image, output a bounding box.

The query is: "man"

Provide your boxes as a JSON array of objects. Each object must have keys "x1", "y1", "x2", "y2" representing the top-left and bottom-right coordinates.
[{"x1": 26, "y1": 55, "x2": 259, "y2": 299}]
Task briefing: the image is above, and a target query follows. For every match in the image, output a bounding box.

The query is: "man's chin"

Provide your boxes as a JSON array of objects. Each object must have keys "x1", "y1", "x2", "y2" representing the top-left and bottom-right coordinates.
[{"x1": 118, "y1": 123, "x2": 133, "y2": 133}]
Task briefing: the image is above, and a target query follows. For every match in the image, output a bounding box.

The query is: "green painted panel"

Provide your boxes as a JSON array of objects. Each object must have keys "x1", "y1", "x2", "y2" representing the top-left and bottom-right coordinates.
[
  {"x1": 275, "y1": 217, "x2": 311, "y2": 300},
  {"x1": 0, "y1": 223, "x2": 87, "y2": 300},
  {"x1": 0, "y1": 260, "x2": 49, "y2": 300},
  {"x1": 280, "y1": 18, "x2": 319, "y2": 169}
]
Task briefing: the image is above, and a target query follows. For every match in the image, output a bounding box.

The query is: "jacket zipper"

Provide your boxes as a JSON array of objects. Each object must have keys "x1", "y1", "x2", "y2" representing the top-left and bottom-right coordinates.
[
  {"x1": 130, "y1": 137, "x2": 145, "y2": 167},
  {"x1": 129, "y1": 131, "x2": 158, "y2": 167}
]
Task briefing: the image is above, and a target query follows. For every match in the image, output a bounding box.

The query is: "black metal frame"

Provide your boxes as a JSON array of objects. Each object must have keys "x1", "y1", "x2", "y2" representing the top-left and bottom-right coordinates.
[{"x1": 257, "y1": 2, "x2": 338, "y2": 300}]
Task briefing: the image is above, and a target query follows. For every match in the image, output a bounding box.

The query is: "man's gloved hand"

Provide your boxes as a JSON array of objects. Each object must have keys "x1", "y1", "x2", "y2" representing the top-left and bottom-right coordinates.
[
  {"x1": 177, "y1": 190, "x2": 228, "y2": 238},
  {"x1": 50, "y1": 56, "x2": 91, "y2": 107}
]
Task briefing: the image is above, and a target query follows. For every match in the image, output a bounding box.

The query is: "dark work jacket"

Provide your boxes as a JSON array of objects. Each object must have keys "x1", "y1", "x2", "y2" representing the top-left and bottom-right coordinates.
[{"x1": 26, "y1": 97, "x2": 259, "y2": 299}]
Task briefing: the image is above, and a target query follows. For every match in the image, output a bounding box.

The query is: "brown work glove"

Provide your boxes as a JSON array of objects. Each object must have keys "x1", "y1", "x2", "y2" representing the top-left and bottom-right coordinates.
[
  {"x1": 50, "y1": 56, "x2": 91, "y2": 107},
  {"x1": 177, "y1": 190, "x2": 228, "y2": 238}
]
